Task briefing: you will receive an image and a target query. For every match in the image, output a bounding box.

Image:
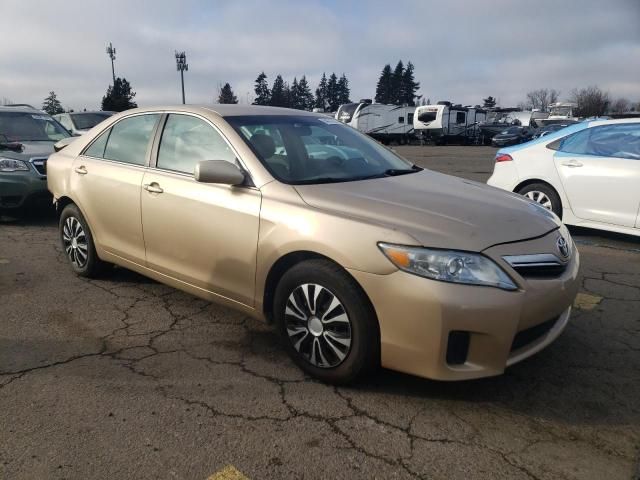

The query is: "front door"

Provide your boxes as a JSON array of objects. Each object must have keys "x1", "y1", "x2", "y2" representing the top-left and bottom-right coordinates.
[
  {"x1": 553, "y1": 123, "x2": 640, "y2": 227},
  {"x1": 140, "y1": 113, "x2": 261, "y2": 306},
  {"x1": 71, "y1": 113, "x2": 160, "y2": 262}
]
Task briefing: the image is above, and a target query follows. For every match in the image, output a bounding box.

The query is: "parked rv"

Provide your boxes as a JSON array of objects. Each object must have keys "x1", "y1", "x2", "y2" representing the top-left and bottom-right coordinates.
[
  {"x1": 413, "y1": 101, "x2": 487, "y2": 145},
  {"x1": 335, "y1": 101, "x2": 416, "y2": 144}
]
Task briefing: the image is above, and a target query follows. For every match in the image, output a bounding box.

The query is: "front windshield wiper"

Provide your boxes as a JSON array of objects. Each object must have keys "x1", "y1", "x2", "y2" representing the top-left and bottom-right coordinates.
[
  {"x1": 384, "y1": 165, "x2": 423, "y2": 176},
  {"x1": 294, "y1": 173, "x2": 386, "y2": 185}
]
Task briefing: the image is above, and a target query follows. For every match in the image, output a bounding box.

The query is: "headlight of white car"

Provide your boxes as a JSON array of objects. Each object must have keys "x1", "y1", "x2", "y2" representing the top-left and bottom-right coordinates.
[
  {"x1": 378, "y1": 243, "x2": 518, "y2": 291},
  {"x1": 0, "y1": 157, "x2": 30, "y2": 172}
]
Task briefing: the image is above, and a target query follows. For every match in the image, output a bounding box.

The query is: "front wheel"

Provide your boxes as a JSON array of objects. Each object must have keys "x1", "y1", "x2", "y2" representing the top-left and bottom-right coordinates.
[
  {"x1": 273, "y1": 259, "x2": 379, "y2": 384},
  {"x1": 59, "y1": 204, "x2": 108, "y2": 277},
  {"x1": 517, "y1": 183, "x2": 562, "y2": 219}
]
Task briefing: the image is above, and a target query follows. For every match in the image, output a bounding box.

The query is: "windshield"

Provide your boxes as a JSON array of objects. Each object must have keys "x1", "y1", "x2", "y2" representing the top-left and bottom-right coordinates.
[
  {"x1": 336, "y1": 104, "x2": 360, "y2": 123},
  {"x1": 550, "y1": 106, "x2": 572, "y2": 117},
  {"x1": 227, "y1": 115, "x2": 416, "y2": 184},
  {"x1": 0, "y1": 112, "x2": 70, "y2": 142},
  {"x1": 71, "y1": 112, "x2": 112, "y2": 130}
]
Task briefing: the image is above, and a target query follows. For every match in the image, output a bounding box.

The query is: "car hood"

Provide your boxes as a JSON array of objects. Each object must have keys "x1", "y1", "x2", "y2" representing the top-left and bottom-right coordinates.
[
  {"x1": 294, "y1": 170, "x2": 560, "y2": 252},
  {"x1": 0, "y1": 141, "x2": 57, "y2": 160}
]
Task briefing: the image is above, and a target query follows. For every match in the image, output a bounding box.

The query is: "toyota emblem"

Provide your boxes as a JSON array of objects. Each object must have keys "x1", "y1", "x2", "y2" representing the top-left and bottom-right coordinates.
[{"x1": 557, "y1": 236, "x2": 570, "y2": 258}]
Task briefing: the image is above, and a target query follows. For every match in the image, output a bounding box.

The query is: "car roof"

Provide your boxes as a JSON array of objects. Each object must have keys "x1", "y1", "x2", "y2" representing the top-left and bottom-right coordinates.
[
  {"x1": 0, "y1": 105, "x2": 46, "y2": 114},
  {"x1": 588, "y1": 117, "x2": 640, "y2": 127},
  {"x1": 67, "y1": 111, "x2": 115, "y2": 115},
  {"x1": 112, "y1": 104, "x2": 323, "y2": 118}
]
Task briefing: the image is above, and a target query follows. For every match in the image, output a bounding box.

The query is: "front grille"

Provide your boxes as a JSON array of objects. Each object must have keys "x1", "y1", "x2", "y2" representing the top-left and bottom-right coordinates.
[
  {"x1": 512, "y1": 264, "x2": 567, "y2": 278},
  {"x1": 31, "y1": 157, "x2": 47, "y2": 176},
  {"x1": 510, "y1": 317, "x2": 558, "y2": 352},
  {"x1": 502, "y1": 253, "x2": 567, "y2": 279}
]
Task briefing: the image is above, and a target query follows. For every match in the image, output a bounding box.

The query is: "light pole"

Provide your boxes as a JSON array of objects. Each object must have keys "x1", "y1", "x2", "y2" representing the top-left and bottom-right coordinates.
[
  {"x1": 175, "y1": 51, "x2": 188, "y2": 104},
  {"x1": 106, "y1": 42, "x2": 116, "y2": 86}
]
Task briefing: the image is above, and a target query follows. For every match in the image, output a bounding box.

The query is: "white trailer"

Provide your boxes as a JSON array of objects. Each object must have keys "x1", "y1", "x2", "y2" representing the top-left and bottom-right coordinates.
[
  {"x1": 335, "y1": 102, "x2": 416, "y2": 144},
  {"x1": 413, "y1": 102, "x2": 487, "y2": 144}
]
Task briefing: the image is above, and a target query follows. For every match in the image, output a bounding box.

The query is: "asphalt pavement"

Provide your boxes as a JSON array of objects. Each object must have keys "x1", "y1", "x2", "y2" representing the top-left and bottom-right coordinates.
[{"x1": 1, "y1": 145, "x2": 639, "y2": 480}]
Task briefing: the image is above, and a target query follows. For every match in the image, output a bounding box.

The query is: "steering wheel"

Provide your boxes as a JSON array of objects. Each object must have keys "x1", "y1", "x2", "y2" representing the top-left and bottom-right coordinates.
[{"x1": 325, "y1": 155, "x2": 345, "y2": 167}]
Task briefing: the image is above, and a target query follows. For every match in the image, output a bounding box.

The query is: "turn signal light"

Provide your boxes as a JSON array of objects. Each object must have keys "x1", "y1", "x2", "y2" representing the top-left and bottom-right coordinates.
[{"x1": 495, "y1": 154, "x2": 513, "y2": 163}]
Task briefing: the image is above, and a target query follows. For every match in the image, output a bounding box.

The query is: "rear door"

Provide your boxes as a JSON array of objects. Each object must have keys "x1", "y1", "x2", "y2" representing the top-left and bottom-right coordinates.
[
  {"x1": 552, "y1": 123, "x2": 640, "y2": 227},
  {"x1": 71, "y1": 113, "x2": 160, "y2": 262},
  {"x1": 140, "y1": 113, "x2": 261, "y2": 305}
]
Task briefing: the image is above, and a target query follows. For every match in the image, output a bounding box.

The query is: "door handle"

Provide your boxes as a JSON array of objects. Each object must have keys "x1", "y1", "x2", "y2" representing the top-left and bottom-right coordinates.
[
  {"x1": 74, "y1": 165, "x2": 88, "y2": 175},
  {"x1": 561, "y1": 160, "x2": 583, "y2": 168},
  {"x1": 143, "y1": 183, "x2": 164, "y2": 194}
]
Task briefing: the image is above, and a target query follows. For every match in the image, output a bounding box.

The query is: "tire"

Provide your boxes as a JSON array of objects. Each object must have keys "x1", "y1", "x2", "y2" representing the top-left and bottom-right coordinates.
[
  {"x1": 273, "y1": 259, "x2": 379, "y2": 384},
  {"x1": 517, "y1": 182, "x2": 563, "y2": 219},
  {"x1": 59, "y1": 203, "x2": 108, "y2": 277}
]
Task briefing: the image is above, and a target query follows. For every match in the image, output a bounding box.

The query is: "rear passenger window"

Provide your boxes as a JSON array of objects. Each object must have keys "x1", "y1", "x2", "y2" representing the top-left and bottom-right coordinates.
[
  {"x1": 103, "y1": 114, "x2": 160, "y2": 166},
  {"x1": 557, "y1": 129, "x2": 591, "y2": 155},
  {"x1": 84, "y1": 129, "x2": 110, "y2": 158},
  {"x1": 557, "y1": 124, "x2": 640, "y2": 159},
  {"x1": 157, "y1": 114, "x2": 236, "y2": 175}
]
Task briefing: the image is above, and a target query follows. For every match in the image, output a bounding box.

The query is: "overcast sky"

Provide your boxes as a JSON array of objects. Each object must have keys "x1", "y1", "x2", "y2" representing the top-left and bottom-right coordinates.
[{"x1": 1, "y1": 0, "x2": 639, "y2": 111}]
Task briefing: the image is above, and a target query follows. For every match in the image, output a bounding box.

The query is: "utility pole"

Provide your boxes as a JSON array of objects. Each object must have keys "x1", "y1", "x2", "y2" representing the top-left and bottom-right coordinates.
[
  {"x1": 106, "y1": 42, "x2": 116, "y2": 86},
  {"x1": 175, "y1": 51, "x2": 188, "y2": 104}
]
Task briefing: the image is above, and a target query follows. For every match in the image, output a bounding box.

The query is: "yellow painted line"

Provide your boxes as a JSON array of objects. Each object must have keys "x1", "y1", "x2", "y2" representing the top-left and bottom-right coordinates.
[
  {"x1": 574, "y1": 292, "x2": 603, "y2": 311},
  {"x1": 207, "y1": 465, "x2": 250, "y2": 480}
]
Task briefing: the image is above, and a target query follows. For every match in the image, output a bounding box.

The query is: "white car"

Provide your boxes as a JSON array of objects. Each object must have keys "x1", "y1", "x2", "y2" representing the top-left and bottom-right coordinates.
[{"x1": 487, "y1": 118, "x2": 640, "y2": 237}]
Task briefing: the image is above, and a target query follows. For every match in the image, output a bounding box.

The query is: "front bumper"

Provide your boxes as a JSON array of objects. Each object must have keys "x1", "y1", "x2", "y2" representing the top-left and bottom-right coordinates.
[
  {"x1": 348, "y1": 230, "x2": 580, "y2": 381},
  {"x1": 0, "y1": 170, "x2": 50, "y2": 210}
]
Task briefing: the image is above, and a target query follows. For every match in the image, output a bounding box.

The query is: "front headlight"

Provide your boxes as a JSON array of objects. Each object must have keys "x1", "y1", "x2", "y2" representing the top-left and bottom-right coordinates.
[
  {"x1": 0, "y1": 157, "x2": 30, "y2": 172},
  {"x1": 378, "y1": 243, "x2": 518, "y2": 291}
]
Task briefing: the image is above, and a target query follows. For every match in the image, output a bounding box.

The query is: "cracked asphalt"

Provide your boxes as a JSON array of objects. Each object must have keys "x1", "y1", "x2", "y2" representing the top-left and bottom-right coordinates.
[{"x1": 1, "y1": 146, "x2": 639, "y2": 480}]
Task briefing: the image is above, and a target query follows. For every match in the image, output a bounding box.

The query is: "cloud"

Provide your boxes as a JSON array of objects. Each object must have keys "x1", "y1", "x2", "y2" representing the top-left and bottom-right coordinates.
[{"x1": 0, "y1": 0, "x2": 638, "y2": 110}]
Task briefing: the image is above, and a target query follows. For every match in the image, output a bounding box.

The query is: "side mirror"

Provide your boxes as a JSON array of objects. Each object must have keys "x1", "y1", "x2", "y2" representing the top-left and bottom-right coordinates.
[
  {"x1": 195, "y1": 160, "x2": 246, "y2": 185},
  {"x1": 54, "y1": 137, "x2": 76, "y2": 152}
]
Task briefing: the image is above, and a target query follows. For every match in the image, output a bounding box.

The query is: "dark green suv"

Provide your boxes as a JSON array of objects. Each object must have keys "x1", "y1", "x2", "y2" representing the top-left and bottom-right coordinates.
[{"x1": 0, "y1": 106, "x2": 70, "y2": 214}]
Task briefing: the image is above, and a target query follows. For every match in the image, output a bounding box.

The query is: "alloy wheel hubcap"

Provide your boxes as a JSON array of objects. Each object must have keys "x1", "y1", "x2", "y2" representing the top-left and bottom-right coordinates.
[
  {"x1": 62, "y1": 216, "x2": 88, "y2": 268},
  {"x1": 285, "y1": 283, "x2": 352, "y2": 368},
  {"x1": 525, "y1": 190, "x2": 553, "y2": 210}
]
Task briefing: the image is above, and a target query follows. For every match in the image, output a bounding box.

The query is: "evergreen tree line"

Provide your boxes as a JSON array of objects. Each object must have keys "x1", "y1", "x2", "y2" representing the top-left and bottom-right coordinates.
[
  {"x1": 374, "y1": 60, "x2": 420, "y2": 106},
  {"x1": 250, "y1": 72, "x2": 350, "y2": 111}
]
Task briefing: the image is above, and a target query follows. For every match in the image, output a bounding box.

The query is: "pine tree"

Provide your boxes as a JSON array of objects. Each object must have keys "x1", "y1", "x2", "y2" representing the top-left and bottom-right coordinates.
[
  {"x1": 315, "y1": 73, "x2": 328, "y2": 110},
  {"x1": 253, "y1": 72, "x2": 271, "y2": 106},
  {"x1": 42, "y1": 91, "x2": 64, "y2": 115},
  {"x1": 283, "y1": 81, "x2": 292, "y2": 108},
  {"x1": 270, "y1": 74, "x2": 287, "y2": 107},
  {"x1": 374, "y1": 65, "x2": 393, "y2": 104},
  {"x1": 101, "y1": 78, "x2": 137, "y2": 112},
  {"x1": 337, "y1": 74, "x2": 351, "y2": 106},
  {"x1": 326, "y1": 73, "x2": 339, "y2": 112},
  {"x1": 217, "y1": 83, "x2": 238, "y2": 104},
  {"x1": 289, "y1": 77, "x2": 301, "y2": 109},
  {"x1": 401, "y1": 61, "x2": 420, "y2": 106},
  {"x1": 298, "y1": 76, "x2": 315, "y2": 111},
  {"x1": 391, "y1": 61, "x2": 405, "y2": 105},
  {"x1": 483, "y1": 96, "x2": 497, "y2": 108}
]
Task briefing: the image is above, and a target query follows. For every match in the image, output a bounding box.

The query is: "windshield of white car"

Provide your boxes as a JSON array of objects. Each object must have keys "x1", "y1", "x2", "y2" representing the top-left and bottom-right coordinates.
[
  {"x1": 226, "y1": 115, "x2": 419, "y2": 185},
  {"x1": 0, "y1": 112, "x2": 70, "y2": 142},
  {"x1": 71, "y1": 113, "x2": 112, "y2": 130}
]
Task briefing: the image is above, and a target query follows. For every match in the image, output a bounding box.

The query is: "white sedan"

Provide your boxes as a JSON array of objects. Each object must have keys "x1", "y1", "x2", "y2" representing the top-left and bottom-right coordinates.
[{"x1": 487, "y1": 118, "x2": 640, "y2": 237}]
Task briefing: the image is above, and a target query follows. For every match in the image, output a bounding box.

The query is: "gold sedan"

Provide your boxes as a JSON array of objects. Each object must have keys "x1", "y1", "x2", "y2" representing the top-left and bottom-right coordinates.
[{"x1": 47, "y1": 105, "x2": 580, "y2": 384}]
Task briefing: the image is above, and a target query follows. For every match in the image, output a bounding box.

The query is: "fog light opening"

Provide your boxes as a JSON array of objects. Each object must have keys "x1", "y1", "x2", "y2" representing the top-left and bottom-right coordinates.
[{"x1": 446, "y1": 331, "x2": 470, "y2": 365}]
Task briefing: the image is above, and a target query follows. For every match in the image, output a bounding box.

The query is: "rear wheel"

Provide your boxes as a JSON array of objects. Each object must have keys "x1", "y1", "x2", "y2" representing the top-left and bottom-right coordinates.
[
  {"x1": 517, "y1": 182, "x2": 562, "y2": 218},
  {"x1": 273, "y1": 259, "x2": 379, "y2": 384},
  {"x1": 59, "y1": 204, "x2": 108, "y2": 277}
]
